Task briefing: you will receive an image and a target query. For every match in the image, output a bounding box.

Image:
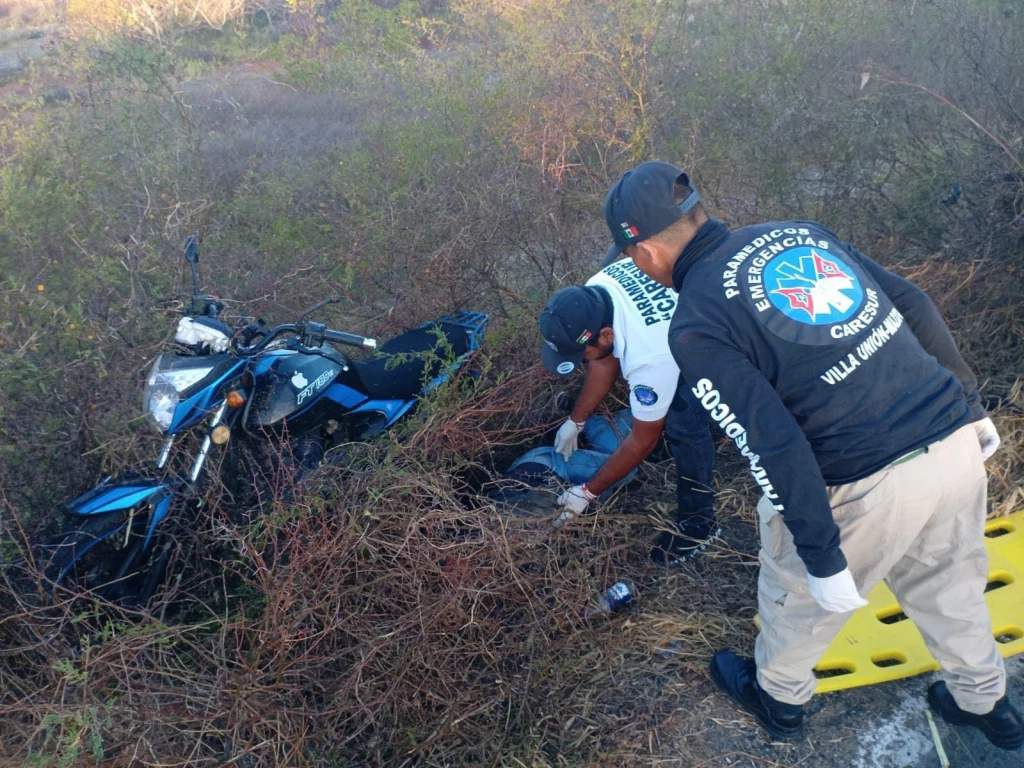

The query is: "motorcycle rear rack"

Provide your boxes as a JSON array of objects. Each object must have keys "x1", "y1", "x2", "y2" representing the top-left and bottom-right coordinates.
[
  {"x1": 416, "y1": 312, "x2": 488, "y2": 395},
  {"x1": 437, "y1": 311, "x2": 489, "y2": 350}
]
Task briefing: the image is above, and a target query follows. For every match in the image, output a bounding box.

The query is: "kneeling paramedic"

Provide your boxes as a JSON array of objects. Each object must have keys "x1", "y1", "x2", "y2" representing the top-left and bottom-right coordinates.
[
  {"x1": 600, "y1": 160, "x2": 1023, "y2": 749},
  {"x1": 539, "y1": 260, "x2": 718, "y2": 564}
]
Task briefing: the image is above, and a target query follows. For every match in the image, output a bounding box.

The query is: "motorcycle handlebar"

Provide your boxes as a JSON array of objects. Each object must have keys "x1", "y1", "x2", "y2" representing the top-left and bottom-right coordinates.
[
  {"x1": 234, "y1": 323, "x2": 300, "y2": 355},
  {"x1": 324, "y1": 329, "x2": 377, "y2": 350},
  {"x1": 233, "y1": 322, "x2": 377, "y2": 355}
]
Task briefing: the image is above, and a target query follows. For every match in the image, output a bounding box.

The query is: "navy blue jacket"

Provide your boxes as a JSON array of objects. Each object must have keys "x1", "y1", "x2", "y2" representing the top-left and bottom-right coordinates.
[{"x1": 669, "y1": 219, "x2": 984, "y2": 578}]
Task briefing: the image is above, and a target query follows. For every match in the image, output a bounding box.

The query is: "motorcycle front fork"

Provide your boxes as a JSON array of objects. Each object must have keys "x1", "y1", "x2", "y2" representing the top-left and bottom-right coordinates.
[
  {"x1": 155, "y1": 402, "x2": 229, "y2": 482},
  {"x1": 157, "y1": 436, "x2": 175, "y2": 469},
  {"x1": 190, "y1": 403, "x2": 228, "y2": 482}
]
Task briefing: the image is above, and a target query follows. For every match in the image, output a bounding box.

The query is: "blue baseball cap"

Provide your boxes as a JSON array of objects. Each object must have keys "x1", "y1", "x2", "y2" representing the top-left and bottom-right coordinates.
[{"x1": 601, "y1": 161, "x2": 701, "y2": 267}]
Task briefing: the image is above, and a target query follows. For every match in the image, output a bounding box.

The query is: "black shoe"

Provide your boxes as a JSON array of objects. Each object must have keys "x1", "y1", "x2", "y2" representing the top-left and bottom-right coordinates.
[
  {"x1": 928, "y1": 681, "x2": 1024, "y2": 751},
  {"x1": 650, "y1": 520, "x2": 721, "y2": 565},
  {"x1": 553, "y1": 390, "x2": 576, "y2": 414},
  {"x1": 709, "y1": 650, "x2": 804, "y2": 740}
]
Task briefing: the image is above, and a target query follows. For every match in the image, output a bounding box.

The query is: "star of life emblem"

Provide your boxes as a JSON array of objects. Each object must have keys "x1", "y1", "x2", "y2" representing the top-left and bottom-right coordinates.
[{"x1": 768, "y1": 249, "x2": 861, "y2": 324}]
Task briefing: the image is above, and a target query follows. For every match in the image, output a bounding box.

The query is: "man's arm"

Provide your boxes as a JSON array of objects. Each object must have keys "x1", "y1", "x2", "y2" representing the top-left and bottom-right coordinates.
[
  {"x1": 554, "y1": 355, "x2": 623, "y2": 461},
  {"x1": 673, "y1": 325, "x2": 845, "y2": 578},
  {"x1": 569, "y1": 354, "x2": 621, "y2": 424},
  {"x1": 584, "y1": 416, "x2": 664, "y2": 495},
  {"x1": 843, "y1": 243, "x2": 986, "y2": 421}
]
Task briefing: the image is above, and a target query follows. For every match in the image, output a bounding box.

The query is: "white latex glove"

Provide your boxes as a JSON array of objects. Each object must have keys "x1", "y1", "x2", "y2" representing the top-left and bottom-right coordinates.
[
  {"x1": 554, "y1": 418, "x2": 585, "y2": 461},
  {"x1": 972, "y1": 417, "x2": 1000, "y2": 460},
  {"x1": 807, "y1": 567, "x2": 869, "y2": 613},
  {"x1": 554, "y1": 484, "x2": 597, "y2": 527}
]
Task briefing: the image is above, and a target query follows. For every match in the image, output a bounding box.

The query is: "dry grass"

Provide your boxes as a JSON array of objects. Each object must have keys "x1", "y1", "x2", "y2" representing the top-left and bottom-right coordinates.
[
  {"x1": 183, "y1": 69, "x2": 365, "y2": 190},
  {"x1": 0, "y1": 1, "x2": 56, "y2": 30},
  {"x1": 6, "y1": 286, "x2": 1013, "y2": 765},
  {"x1": 0, "y1": 305, "x2": 773, "y2": 765},
  {"x1": 0, "y1": 340, "x2": 751, "y2": 765},
  {"x1": 65, "y1": 1, "x2": 255, "y2": 34},
  {"x1": 894, "y1": 254, "x2": 1024, "y2": 515},
  {"x1": 1, "y1": 162, "x2": 1021, "y2": 768}
]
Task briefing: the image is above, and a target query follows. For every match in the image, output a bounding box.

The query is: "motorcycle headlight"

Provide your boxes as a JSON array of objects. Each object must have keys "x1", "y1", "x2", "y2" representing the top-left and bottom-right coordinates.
[{"x1": 143, "y1": 354, "x2": 216, "y2": 432}]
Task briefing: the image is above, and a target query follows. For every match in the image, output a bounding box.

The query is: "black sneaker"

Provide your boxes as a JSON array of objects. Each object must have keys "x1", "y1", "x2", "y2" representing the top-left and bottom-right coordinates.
[
  {"x1": 650, "y1": 520, "x2": 721, "y2": 565},
  {"x1": 928, "y1": 681, "x2": 1024, "y2": 751},
  {"x1": 553, "y1": 390, "x2": 576, "y2": 414},
  {"x1": 709, "y1": 650, "x2": 804, "y2": 740}
]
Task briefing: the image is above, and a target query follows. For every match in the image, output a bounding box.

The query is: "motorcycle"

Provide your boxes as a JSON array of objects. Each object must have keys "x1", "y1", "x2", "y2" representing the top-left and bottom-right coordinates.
[{"x1": 30, "y1": 235, "x2": 488, "y2": 604}]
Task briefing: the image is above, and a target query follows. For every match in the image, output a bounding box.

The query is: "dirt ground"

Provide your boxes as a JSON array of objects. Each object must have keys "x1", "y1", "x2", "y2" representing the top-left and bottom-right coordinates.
[{"x1": 677, "y1": 656, "x2": 1024, "y2": 768}]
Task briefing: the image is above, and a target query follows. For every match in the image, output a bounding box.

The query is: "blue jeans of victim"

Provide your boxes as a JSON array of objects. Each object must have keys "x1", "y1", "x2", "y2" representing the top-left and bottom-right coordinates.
[
  {"x1": 506, "y1": 410, "x2": 637, "y2": 499},
  {"x1": 508, "y1": 394, "x2": 716, "y2": 525}
]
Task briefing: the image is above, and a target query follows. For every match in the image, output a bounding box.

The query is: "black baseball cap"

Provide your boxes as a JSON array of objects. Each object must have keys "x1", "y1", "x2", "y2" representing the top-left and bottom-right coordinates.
[
  {"x1": 601, "y1": 161, "x2": 700, "y2": 267},
  {"x1": 538, "y1": 286, "x2": 607, "y2": 376}
]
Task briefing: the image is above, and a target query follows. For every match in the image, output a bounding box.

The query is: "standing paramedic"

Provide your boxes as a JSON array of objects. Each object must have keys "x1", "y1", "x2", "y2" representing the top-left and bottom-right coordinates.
[
  {"x1": 538, "y1": 259, "x2": 719, "y2": 564},
  {"x1": 600, "y1": 160, "x2": 1022, "y2": 748}
]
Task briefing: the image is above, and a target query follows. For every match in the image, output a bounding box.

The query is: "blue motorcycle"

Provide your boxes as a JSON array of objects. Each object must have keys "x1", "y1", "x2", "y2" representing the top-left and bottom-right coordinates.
[{"x1": 32, "y1": 236, "x2": 488, "y2": 604}]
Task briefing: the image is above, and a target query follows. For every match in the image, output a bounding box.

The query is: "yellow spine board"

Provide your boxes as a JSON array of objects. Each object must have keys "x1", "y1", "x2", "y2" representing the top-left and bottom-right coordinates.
[{"x1": 752, "y1": 510, "x2": 1024, "y2": 693}]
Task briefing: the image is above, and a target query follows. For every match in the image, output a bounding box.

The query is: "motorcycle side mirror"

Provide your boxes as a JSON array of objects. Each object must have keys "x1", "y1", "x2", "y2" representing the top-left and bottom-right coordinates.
[
  {"x1": 183, "y1": 234, "x2": 202, "y2": 296},
  {"x1": 184, "y1": 234, "x2": 200, "y2": 264},
  {"x1": 299, "y1": 295, "x2": 342, "y2": 319}
]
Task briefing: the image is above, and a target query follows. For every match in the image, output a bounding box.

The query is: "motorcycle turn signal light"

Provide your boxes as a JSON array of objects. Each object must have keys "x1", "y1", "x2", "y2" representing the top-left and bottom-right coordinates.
[
  {"x1": 226, "y1": 390, "x2": 246, "y2": 408},
  {"x1": 211, "y1": 425, "x2": 231, "y2": 445}
]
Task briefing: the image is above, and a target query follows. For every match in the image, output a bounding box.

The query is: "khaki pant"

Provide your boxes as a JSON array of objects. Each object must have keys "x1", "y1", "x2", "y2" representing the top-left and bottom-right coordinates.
[{"x1": 754, "y1": 422, "x2": 1006, "y2": 714}]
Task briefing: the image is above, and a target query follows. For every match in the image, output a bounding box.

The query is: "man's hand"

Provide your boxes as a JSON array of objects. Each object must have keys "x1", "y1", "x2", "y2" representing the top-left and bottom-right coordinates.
[
  {"x1": 554, "y1": 418, "x2": 585, "y2": 461},
  {"x1": 554, "y1": 484, "x2": 597, "y2": 527},
  {"x1": 807, "y1": 568, "x2": 868, "y2": 613},
  {"x1": 972, "y1": 417, "x2": 1000, "y2": 460}
]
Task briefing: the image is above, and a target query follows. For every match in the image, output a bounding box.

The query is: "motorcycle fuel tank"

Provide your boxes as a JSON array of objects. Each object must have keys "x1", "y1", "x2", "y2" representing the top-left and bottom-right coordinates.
[{"x1": 244, "y1": 347, "x2": 354, "y2": 429}]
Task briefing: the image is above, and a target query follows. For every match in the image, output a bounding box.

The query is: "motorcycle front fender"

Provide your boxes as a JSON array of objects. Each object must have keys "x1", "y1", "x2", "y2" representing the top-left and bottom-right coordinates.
[{"x1": 67, "y1": 478, "x2": 175, "y2": 552}]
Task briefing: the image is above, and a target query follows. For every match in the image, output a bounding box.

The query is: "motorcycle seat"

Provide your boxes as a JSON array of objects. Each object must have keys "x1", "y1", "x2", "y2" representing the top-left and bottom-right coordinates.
[{"x1": 351, "y1": 322, "x2": 471, "y2": 400}]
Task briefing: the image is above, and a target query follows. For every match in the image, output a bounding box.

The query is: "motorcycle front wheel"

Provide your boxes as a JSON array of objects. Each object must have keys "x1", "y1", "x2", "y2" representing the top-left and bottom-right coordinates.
[{"x1": 33, "y1": 510, "x2": 170, "y2": 606}]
